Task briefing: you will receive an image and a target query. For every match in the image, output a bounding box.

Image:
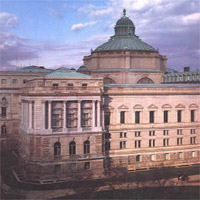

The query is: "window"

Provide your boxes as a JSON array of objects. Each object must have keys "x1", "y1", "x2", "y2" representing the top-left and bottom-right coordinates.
[
  {"x1": 150, "y1": 154, "x2": 156, "y2": 161},
  {"x1": 135, "y1": 131, "x2": 141, "y2": 137},
  {"x1": 84, "y1": 140, "x2": 90, "y2": 154},
  {"x1": 120, "y1": 111, "x2": 125, "y2": 124},
  {"x1": 105, "y1": 142, "x2": 110, "y2": 151},
  {"x1": 192, "y1": 151, "x2": 196, "y2": 158},
  {"x1": 177, "y1": 129, "x2": 182, "y2": 135},
  {"x1": 135, "y1": 140, "x2": 141, "y2": 148},
  {"x1": 1, "y1": 79, "x2": 6, "y2": 84},
  {"x1": 135, "y1": 111, "x2": 140, "y2": 124},
  {"x1": 1, "y1": 125, "x2": 6, "y2": 136},
  {"x1": 70, "y1": 163, "x2": 76, "y2": 171},
  {"x1": 149, "y1": 111, "x2": 154, "y2": 123},
  {"x1": 84, "y1": 162, "x2": 90, "y2": 170},
  {"x1": 120, "y1": 141, "x2": 126, "y2": 149},
  {"x1": 12, "y1": 79, "x2": 17, "y2": 84},
  {"x1": 136, "y1": 155, "x2": 141, "y2": 162},
  {"x1": 67, "y1": 83, "x2": 73, "y2": 87},
  {"x1": 165, "y1": 153, "x2": 170, "y2": 160},
  {"x1": 55, "y1": 165, "x2": 61, "y2": 173},
  {"x1": 82, "y1": 83, "x2": 87, "y2": 88},
  {"x1": 177, "y1": 110, "x2": 182, "y2": 122},
  {"x1": 149, "y1": 131, "x2": 155, "y2": 136},
  {"x1": 164, "y1": 111, "x2": 168, "y2": 123},
  {"x1": 177, "y1": 138, "x2": 183, "y2": 146},
  {"x1": 190, "y1": 129, "x2": 196, "y2": 134},
  {"x1": 69, "y1": 141, "x2": 76, "y2": 155},
  {"x1": 190, "y1": 137, "x2": 196, "y2": 145},
  {"x1": 54, "y1": 142, "x2": 61, "y2": 156},
  {"x1": 163, "y1": 130, "x2": 169, "y2": 135},
  {"x1": 1, "y1": 107, "x2": 6, "y2": 118},
  {"x1": 120, "y1": 132, "x2": 126, "y2": 138},
  {"x1": 45, "y1": 101, "x2": 48, "y2": 129},
  {"x1": 191, "y1": 110, "x2": 195, "y2": 122},
  {"x1": 163, "y1": 138, "x2": 169, "y2": 146},
  {"x1": 82, "y1": 113, "x2": 90, "y2": 127},
  {"x1": 23, "y1": 79, "x2": 26, "y2": 84},
  {"x1": 149, "y1": 139, "x2": 155, "y2": 147},
  {"x1": 178, "y1": 152, "x2": 183, "y2": 159},
  {"x1": 105, "y1": 112, "x2": 110, "y2": 126}
]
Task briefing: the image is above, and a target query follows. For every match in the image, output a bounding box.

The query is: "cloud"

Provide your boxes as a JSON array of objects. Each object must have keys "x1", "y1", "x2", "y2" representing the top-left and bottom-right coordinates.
[
  {"x1": 71, "y1": 21, "x2": 98, "y2": 31},
  {"x1": 49, "y1": 8, "x2": 64, "y2": 18},
  {"x1": 0, "y1": 12, "x2": 18, "y2": 30}
]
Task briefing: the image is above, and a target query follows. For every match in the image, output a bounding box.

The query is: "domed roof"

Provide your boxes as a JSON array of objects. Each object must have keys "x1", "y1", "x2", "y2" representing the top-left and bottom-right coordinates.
[
  {"x1": 116, "y1": 9, "x2": 134, "y2": 27},
  {"x1": 94, "y1": 9, "x2": 156, "y2": 52}
]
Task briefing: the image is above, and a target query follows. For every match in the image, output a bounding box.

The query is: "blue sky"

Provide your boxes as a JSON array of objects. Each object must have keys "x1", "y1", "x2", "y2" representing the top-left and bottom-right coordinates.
[{"x1": 1, "y1": 0, "x2": 200, "y2": 71}]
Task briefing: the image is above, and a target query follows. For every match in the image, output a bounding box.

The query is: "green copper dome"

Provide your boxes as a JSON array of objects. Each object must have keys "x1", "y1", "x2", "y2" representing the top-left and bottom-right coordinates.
[{"x1": 94, "y1": 9, "x2": 156, "y2": 52}]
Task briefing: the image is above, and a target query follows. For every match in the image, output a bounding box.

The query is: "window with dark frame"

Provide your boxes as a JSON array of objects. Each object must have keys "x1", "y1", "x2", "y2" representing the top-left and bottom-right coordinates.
[
  {"x1": 190, "y1": 137, "x2": 196, "y2": 144},
  {"x1": 45, "y1": 101, "x2": 48, "y2": 129},
  {"x1": 177, "y1": 110, "x2": 182, "y2": 122},
  {"x1": 191, "y1": 110, "x2": 195, "y2": 122},
  {"x1": 120, "y1": 111, "x2": 125, "y2": 124},
  {"x1": 54, "y1": 142, "x2": 61, "y2": 156},
  {"x1": 177, "y1": 137, "x2": 183, "y2": 145},
  {"x1": 69, "y1": 141, "x2": 76, "y2": 155},
  {"x1": 1, "y1": 107, "x2": 6, "y2": 118},
  {"x1": 84, "y1": 162, "x2": 90, "y2": 170},
  {"x1": 163, "y1": 138, "x2": 169, "y2": 146},
  {"x1": 120, "y1": 141, "x2": 126, "y2": 149},
  {"x1": 1, "y1": 125, "x2": 6, "y2": 136},
  {"x1": 149, "y1": 111, "x2": 154, "y2": 123},
  {"x1": 164, "y1": 110, "x2": 168, "y2": 123},
  {"x1": 135, "y1": 140, "x2": 141, "y2": 148},
  {"x1": 84, "y1": 140, "x2": 90, "y2": 154},
  {"x1": 135, "y1": 111, "x2": 140, "y2": 124},
  {"x1": 105, "y1": 112, "x2": 110, "y2": 126},
  {"x1": 136, "y1": 155, "x2": 141, "y2": 162},
  {"x1": 149, "y1": 139, "x2": 155, "y2": 147}
]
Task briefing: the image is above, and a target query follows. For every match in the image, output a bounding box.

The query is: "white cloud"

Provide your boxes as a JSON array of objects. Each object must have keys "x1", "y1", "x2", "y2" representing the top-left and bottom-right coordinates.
[
  {"x1": 182, "y1": 13, "x2": 200, "y2": 24},
  {"x1": 71, "y1": 21, "x2": 98, "y2": 31},
  {"x1": 0, "y1": 12, "x2": 18, "y2": 29}
]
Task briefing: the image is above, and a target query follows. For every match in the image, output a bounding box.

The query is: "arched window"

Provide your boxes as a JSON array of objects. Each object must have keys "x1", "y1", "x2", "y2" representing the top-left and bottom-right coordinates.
[
  {"x1": 69, "y1": 141, "x2": 76, "y2": 155},
  {"x1": 1, "y1": 125, "x2": 6, "y2": 136},
  {"x1": 137, "y1": 77, "x2": 154, "y2": 84},
  {"x1": 54, "y1": 142, "x2": 61, "y2": 156},
  {"x1": 103, "y1": 77, "x2": 116, "y2": 84},
  {"x1": 84, "y1": 140, "x2": 90, "y2": 154}
]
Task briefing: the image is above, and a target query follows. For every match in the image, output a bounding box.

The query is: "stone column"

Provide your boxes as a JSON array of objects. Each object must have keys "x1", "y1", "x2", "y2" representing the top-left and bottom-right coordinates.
[
  {"x1": 97, "y1": 100, "x2": 101, "y2": 127},
  {"x1": 21, "y1": 102, "x2": 24, "y2": 127},
  {"x1": 77, "y1": 100, "x2": 82, "y2": 131},
  {"x1": 28, "y1": 101, "x2": 32, "y2": 129},
  {"x1": 92, "y1": 100, "x2": 96, "y2": 128},
  {"x1": 48, "y1": 101, "x2": 52, "y2": 130}
]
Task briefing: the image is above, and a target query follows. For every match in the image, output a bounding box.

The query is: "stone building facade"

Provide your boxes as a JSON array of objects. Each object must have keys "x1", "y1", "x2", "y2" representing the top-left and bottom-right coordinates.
[{"x1": 0, "y1": 10, "x2": 200, "y2": 182}]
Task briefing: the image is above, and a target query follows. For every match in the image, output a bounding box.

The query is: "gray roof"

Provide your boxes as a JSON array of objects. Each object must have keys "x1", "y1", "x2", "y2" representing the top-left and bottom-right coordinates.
[
  {"x1": 44, "y1": 67, "x2": 92, "y2": 78},
  {"x1": 16, "y1": 66, "x2": 53, "y2": 73}
]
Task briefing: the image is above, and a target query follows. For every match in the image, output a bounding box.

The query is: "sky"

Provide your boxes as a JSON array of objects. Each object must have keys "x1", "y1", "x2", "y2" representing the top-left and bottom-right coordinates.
[{"x1": 0, "y1": 0, "x2": 200, "y2": 71}]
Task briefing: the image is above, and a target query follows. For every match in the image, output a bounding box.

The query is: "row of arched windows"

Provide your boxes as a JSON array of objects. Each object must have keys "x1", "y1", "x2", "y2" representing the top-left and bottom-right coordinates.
[{"x1": 54, "y1": 140, "x2": 90, "y2": 156}]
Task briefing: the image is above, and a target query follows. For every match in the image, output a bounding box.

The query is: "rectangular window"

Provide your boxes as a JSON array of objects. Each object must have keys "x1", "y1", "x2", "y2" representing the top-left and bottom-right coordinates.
[
  {"x1": 67, "y1": 83, "x2": 73, "y2": 87},
  {"x1": 52, "y1": 83, "x2": 59, "y2": 89},
  {"x1": 149, "y1": 139, "x2": 155, "y2": 147},
  {"x1": 190, "y1": 129, "x2": 195, "y2": 134},
  {"x1": 82, "y1": 83, "x2": 87, "y2": 88},
  {"x1": 135, "y1": 140, "x2": 141, "y2": 148},
  {"x1": 165, "y1": 153, "x2": 170, "y2": 160},
  {"x1": 45, "y1": 101, "x2": 48, "y2": 129},
  {"x1": 192, "y1": 151, "x2": 196, "y2": 158},
  {"x1": 164, "y1": 110, "x2": 168, "y2": 123},
  {"x1": 163, "y1": 130, "x2": 169, "y2": 135},
  {"x1": 190, "y1": 137, "x2": 196, "y2": 145},
  {"x1": 120, "y1": 132, "x2": 126, "y2": 138},
  {"x1": 178, "y1": 152, "x2": 183, "y2": 159},
  {"x1": 12, "y1": 79, "x2": 17, "y2": 84},
  {"x1": 177, "y1": 137, "x2": 183, "y2": 145},
  {"x1": 1, "y1": 107, "x2": 6, "y2": 118},
  {"x1": 149, "y1": 131, "x2": 155, "y2": 136},
  {"x1": 149, "y1": 111, "x2": 154, "y2": 123},
  {"x1": 163, "y1": 138, "x2": 169, "y2": 146},
  {"x1": 135, "y1": 111, "x2": 140, "y2": 124},
  {"x1": 120, "y1": 111, "x2": 125, "y2": 124},
  {"x1": 150, "y1": 154, "x2": 156, "y2": 161},
  {"x1": 135, "y1": 131, "x2": 141, "y2": 137},
  {"x1": 82, "y1": 113, "x2": 90, "y2": 127},
  {"x1": 191, "y1": 110, "x2": 195, "y2": 122},
  {"x1": 105, "y1": 142, "x2": 110, "y2": 151},
  {"x1": 177, "y1": 129, "x2": 182, "y2": 135},
  {"x1": 105, "y1": 112, "x2": 110, "y2": 126},
  {"x1": 177, "y1": 110, "x2": 182, "y2": 122},
  {"x1": 136, "y1": 155, "x2": 141, "y2": 162},
  {"x1": 120, "y1": 141, "x2": 126, "y2": 149},
  {"x1": 84, "y1": 162, "x2": 90, "y2": 170}
]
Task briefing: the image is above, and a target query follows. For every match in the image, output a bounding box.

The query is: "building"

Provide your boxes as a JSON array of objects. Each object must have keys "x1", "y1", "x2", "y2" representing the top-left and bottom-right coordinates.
[{"x1": 0, "y1": 10, "x2": 200, "y2": 183}]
